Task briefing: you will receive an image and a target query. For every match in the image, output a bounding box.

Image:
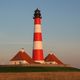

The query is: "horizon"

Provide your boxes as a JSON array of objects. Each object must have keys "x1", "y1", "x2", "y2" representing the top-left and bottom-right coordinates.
[{"x1": 0, "y1": 0, "x2": 80, "y2": 68}]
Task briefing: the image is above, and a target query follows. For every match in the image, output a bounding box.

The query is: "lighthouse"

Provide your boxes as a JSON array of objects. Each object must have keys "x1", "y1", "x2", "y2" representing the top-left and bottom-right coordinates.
[{"x1": 32, "y1": 8, "x2": 44, "y2": 63}]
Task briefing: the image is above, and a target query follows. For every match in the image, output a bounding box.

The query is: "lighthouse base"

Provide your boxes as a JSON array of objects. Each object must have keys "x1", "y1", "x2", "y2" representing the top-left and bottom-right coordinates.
[{"x1": 34, "y1": 60, "x2": 45, "y2": 64}]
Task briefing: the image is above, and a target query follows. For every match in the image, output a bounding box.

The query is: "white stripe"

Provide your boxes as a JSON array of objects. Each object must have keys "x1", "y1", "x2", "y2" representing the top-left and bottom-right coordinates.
[
  {"x1": 34, "y1": 24, "x2": 42, "y2": 32},
  {"x1": 33, "y1": 41, "x2": 43, "y2": 49}
]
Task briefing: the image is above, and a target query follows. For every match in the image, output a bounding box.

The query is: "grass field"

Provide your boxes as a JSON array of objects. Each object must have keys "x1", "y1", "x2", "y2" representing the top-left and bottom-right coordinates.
[{"x1": 0, "y1": 65, "x2": 80, "y2": 72}]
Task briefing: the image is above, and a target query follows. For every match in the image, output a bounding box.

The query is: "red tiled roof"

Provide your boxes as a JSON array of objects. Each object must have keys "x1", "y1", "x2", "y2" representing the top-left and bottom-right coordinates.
[
  {"x1": 45, "y1": 53, "x2": 63, "y2": 64},
  {"x1": 10, "y1": 49, "x2": 34, "y2": 64}
]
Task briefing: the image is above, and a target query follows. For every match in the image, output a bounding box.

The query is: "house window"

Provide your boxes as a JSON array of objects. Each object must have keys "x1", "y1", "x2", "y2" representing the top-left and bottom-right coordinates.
[{"x1": 19, "y1": 61, "x2": 22, "y2": 64}]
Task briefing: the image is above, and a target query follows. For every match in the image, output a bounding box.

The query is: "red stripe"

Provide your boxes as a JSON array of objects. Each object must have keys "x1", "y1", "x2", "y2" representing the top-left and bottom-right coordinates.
[
  {"x1": 34, "y1": 18, "x2": 41, "y2": 24},
  {"x1": 33, "y1": 49, "x2": 44, "y2": 60},
  {"x1": 33, "y1": 33, "x2": 42, "y2": 41}
]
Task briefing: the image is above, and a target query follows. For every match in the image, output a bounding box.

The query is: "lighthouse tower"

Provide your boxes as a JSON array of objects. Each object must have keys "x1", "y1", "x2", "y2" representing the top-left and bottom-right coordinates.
[{"x1": 32, "y1": 9, "x2": 44, "y2": 63}]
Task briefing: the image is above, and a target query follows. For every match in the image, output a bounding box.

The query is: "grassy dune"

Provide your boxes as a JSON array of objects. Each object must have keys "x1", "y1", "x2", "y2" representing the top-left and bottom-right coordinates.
[
  {"x1": 0, "y1": 66, "x2": 80, "y2": 80},
  {"x1": 0, "y1": 65, "x2": 80, "y2": 72}
]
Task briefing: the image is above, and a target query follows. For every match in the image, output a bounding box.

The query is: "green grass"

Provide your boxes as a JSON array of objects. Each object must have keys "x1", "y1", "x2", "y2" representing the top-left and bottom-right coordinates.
[{"x1": 0, "y1": 66, "x2": 80, "y2": 72}]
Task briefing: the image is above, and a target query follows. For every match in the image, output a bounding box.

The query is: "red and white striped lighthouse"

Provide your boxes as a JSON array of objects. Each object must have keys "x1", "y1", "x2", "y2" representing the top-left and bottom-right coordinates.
[{"x1": 32, "y1": 8, "x2": 44, "y2": 63}]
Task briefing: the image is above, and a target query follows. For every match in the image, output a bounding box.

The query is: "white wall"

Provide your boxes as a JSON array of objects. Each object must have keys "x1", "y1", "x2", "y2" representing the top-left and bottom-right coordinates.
[{"x1": 10, "y1": 60, "x2": 29, "y2": 65}]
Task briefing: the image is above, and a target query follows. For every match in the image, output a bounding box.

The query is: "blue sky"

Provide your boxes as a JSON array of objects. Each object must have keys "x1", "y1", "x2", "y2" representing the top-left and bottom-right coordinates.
[{"x1": 0, "y1": 0, "x2": 80, "y2": 68}]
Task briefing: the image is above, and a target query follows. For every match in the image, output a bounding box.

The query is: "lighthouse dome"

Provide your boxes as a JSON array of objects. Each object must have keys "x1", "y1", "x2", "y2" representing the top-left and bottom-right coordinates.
[{"x1": 33, "y1": 8, "x2": 42, "y2": 19}]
